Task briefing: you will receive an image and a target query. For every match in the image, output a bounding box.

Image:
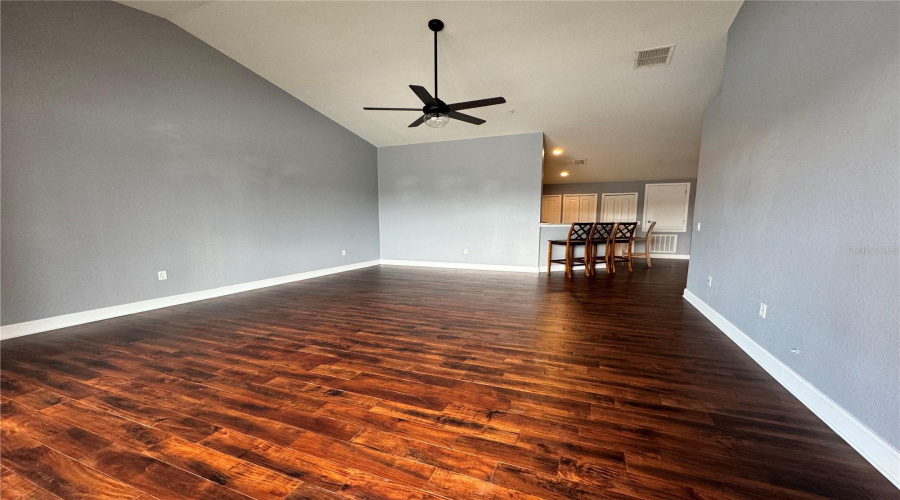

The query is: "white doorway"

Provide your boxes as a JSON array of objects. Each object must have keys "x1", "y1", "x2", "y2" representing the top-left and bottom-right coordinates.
[
  {"x1": 562, "y1": 194, "x2": 597, "y2": 223},
  {"x1": 600, "y1": 193, "x2": 638, "y2": 225}
]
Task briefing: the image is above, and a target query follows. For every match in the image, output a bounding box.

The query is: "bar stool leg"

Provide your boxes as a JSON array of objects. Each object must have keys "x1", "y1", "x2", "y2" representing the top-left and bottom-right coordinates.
[
  {"x1": 608, "y1": 244, "x2": 616, "y2": 274},
  {"x1": 627, "y1": 242, "x2": 634, "y2": 272},
  {"x1": 584, "y1": 245, "x2": 590, "y2": 276},
  {"x1": 589, "y1": 245, "x2": 594, "y2": 275},
  {"x1": 585, "y1": 244, "x2": 592, "y2": 276},
  {"x1": 547, "y1": 241, "x2": 553, "y2": 274},
  {"x1": 604, "y1": 244, "x2": 610, "y2": 274}
]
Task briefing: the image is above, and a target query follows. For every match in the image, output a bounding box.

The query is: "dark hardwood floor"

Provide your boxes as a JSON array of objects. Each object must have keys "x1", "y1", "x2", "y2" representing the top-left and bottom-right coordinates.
[{"x1": 1, "y1": 261, "x2": 895, "y2": 499}]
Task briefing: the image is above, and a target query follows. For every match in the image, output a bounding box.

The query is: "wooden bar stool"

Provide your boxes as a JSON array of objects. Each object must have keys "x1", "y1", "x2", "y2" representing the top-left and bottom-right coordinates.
[
  {"x1": 547, "y1": 222, "x2": 594, "y2": 278},
  {"x1": 609, "y1": 222, "x2": 638, "y2": 273},
  {"x1": 587, "y1": 222, "x2": 616, "y2": 275},
  {"x1": 631, "y1": 221, "x2": 656, "y2": 268}
]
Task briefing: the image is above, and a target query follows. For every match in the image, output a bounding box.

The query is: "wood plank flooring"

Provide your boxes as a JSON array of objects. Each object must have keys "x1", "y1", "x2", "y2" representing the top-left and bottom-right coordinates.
[{"x1": 0, "y1": 261, "x2": 895, "y2": 499}]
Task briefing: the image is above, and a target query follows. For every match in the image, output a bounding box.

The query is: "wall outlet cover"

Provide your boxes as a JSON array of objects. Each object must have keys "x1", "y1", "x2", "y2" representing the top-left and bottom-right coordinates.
[{"x1": 157, "y1": 270, "x2": 167, "y2": 281}]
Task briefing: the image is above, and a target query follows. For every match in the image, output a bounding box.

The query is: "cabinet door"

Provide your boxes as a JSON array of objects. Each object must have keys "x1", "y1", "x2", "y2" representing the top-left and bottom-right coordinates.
[
  {"x1": 541, "y1": 195, "x2": 562, "y2": 223},
  {"x1": 562, "y1": 195, "x2": 581, "y2": 224},
  {"x1": 644, "y1": 183, "x2": 690, "y2": 232},
  {"x1": 578, "y1": 195, "x2": 597, "y2": 222},
  {"x1": 563, "y1": 194, "x2": 597, "y2": 223}
]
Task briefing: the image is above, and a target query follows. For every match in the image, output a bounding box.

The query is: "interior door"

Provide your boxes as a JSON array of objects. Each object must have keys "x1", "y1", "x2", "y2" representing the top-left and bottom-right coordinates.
[
  {"x1": 600, "y1": 193, "x2": 638, "y2": 224},
  {"x1": 644, "y1": 183, "x2": 690, "y2": 232},
  {"x1": 541, "y1": 195, "x2": 562, "y2": 223},
  {"x1": 577, "y1": 195, "x2": 596, "y2": 222},
  {"x1": 562, "y1": 194, "x2": 597, "y2": 223}
]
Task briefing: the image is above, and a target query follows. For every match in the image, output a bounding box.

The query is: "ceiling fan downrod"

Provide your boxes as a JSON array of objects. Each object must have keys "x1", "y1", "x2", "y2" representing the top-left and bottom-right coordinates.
[{"x1": 429, "y1": 19, "x2": 444, "y2": 100}]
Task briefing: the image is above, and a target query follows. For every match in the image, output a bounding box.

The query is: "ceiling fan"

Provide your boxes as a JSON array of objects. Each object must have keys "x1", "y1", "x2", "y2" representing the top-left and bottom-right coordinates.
[{"x1": 363, "y1": 19, "x2": 507, "y2": 128}]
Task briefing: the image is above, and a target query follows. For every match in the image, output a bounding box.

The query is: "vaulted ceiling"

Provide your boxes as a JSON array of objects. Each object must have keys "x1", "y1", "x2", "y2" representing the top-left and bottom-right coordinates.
[{"x1": 120, "y1": 1, "x2": 742, "y2": 183}]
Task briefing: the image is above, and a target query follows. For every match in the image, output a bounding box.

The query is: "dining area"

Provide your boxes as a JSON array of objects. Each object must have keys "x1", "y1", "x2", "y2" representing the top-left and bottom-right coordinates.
[
  {"x1": 546, "y1": 221, "x2": 657, "y2": 278},
  {"x1": 539, "y1": 180, "x2": 694, "y2": 274}
]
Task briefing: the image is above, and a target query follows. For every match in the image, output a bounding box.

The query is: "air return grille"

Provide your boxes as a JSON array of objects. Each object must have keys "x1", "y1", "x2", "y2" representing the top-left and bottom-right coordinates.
[
  {"x1": 649, "y1": 234, "x2": 677, "y2": 253},
  {"x1": 635, "y1": 45, "x2": 674, "y2": 68}
]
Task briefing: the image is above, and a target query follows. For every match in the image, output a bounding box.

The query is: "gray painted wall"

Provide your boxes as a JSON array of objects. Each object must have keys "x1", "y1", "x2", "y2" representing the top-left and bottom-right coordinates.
[
  {"x1": 1, "y1": 1, "x2": 379, "y2": 325},
  {"x1": 542, "y1": 179, "x2": 697, "y2": 256},
  {"x1": 687, "y1": 1, "x2": 899, "y2": 447},
  {"x1": 378, "y1": 133, "x2": 544, "y2": 267}
]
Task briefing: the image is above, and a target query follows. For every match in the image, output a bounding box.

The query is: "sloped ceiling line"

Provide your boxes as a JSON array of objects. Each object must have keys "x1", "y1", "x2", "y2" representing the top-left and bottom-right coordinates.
[{"x1": 118, "y1": 1, "x2": 742, "y2": 182}]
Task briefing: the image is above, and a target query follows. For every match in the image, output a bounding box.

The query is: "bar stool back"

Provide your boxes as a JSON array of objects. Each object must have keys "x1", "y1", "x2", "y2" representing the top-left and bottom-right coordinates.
[
  {"x1": 547, "y1": 222, "x2": 594, "y2": 278},
  {"x1": 609, "y1": 222, "x2": 638, "y2": 273},
  {"x1": 631, "y1": 221, "x2": 656, "y2": 268},
  {"x1": 587, "y1": 222, "x2": 616, "y2": 275}
]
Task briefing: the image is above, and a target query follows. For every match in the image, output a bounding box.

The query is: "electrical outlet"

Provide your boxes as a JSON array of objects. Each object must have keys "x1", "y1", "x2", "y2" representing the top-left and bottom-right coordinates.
[
  {"x1": 463, "y1": 248, "x2": 469, "y2": 255},
  {"x1": 697, "y1": 222, "x2": 701, "y2": 231},
  {"x1": 157, "y1": 270, "x2": 167, "y2": 281},
  {"x1": 341, "y1": 250, "x2": 346, "y2": 256},
  {"x1": 707, "y1": 276, "x2": 712, "y2": 287},
  {"x1": 759, "y1": 303, "x2": 767, "y2": 319}
]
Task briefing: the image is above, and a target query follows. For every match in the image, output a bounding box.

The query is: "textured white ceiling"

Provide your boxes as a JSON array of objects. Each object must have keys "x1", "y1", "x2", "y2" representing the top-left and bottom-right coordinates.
[{"x1": 119, "y1": 1, "x2": 742, "y2": 183}]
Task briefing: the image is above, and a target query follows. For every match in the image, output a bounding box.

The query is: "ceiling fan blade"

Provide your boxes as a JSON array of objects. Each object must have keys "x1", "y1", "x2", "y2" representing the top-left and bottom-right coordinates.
[
  {"x1": 409, "y1": 85, "x2": 437, "y2": 105},
  {"x1": 447, "y1": 111, "x2": 485, "y2": 125},
  {"x1": 363, "y1": 107, "x2": 423, "y2": 111},
  {"x1": 408, "y1": 115, "x2": 427, "y2": 127},
  {"x1": 448, "y1": 97, "x2": 506, "y2": 111}
]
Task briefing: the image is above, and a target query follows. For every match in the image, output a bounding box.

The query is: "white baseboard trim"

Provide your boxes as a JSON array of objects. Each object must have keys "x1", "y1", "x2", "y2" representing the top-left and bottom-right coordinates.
[
  {"x1": 379, "y1": 259, "x2": 539, "y2": 273},
  {"x1": 650, "y1": 253, "x2": 690, "y2": 259},
  {"x1": 0, "y1": 260, "x2": 381, "y2": 341},
  {"x1": 683, "y1": 289, "x2": 900, "y2": 489},
  {"x1": 0, "y1": 259, "x2": 553, "y2": 340}
]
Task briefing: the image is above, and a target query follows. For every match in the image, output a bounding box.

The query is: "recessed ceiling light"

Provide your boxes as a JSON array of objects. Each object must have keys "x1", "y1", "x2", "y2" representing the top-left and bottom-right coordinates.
[
  {"x1": 552, "y1": 148, "x2": 564, "y2": 156},
  {"x1": 560, "y1": 171, "x2": 570, "y2": 177}
]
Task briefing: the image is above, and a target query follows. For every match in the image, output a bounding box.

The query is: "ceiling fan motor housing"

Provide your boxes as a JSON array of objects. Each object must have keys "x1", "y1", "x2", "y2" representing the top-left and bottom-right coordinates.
[{"x1": 424, "y1": 100, "x2": 450, "y2": 116}]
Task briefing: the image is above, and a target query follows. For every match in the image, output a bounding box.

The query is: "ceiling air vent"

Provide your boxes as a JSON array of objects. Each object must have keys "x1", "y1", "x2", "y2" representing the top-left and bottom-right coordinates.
[
  {"x1": 635, "y1": 45, "x2": 674, "y2": 68},
  {"x1": 572, "y1": 159, "x2": 586, "y2": 166}
]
